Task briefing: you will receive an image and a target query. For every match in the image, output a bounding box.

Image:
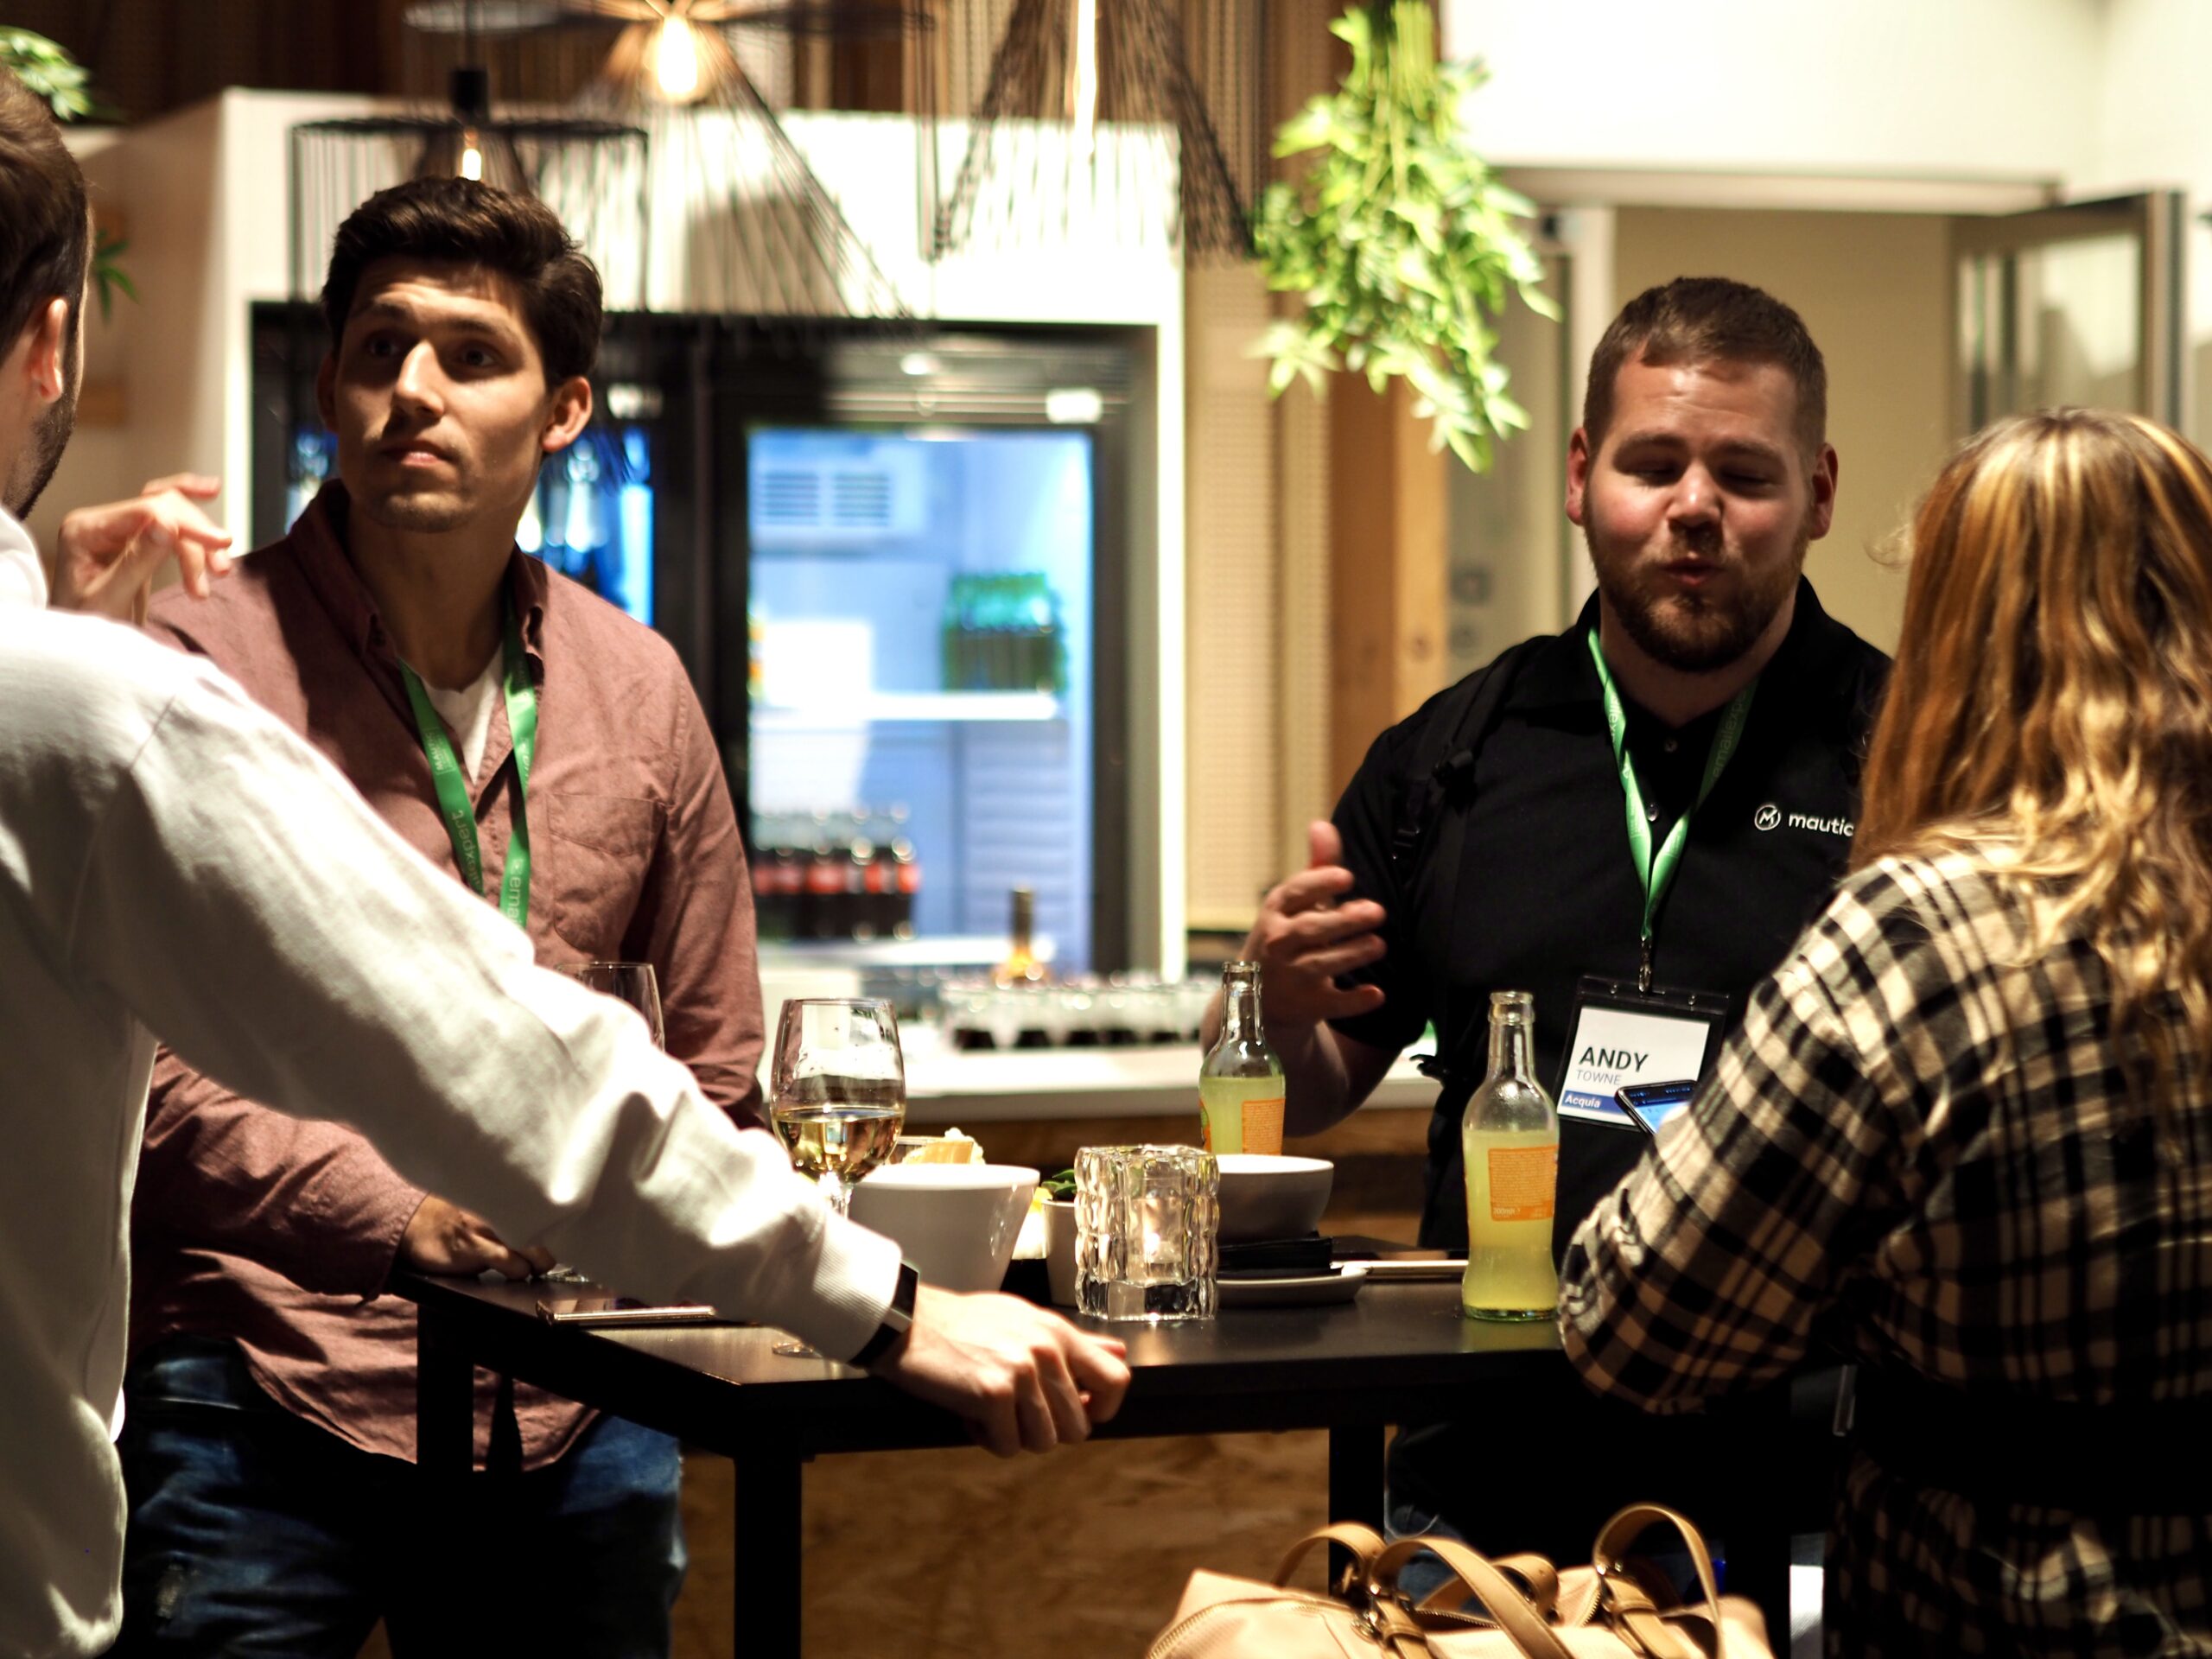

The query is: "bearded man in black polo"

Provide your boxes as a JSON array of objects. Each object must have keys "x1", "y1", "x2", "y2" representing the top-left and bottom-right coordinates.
[{"x1": 1203, "y1": 276, "x2": 1889, "y2": 1576}]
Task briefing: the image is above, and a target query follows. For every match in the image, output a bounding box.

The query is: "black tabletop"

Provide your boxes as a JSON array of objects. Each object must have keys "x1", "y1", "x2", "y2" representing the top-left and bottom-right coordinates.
[{"x1": 397, "y1": 1272, "x2": 1567, "y2": 1459}]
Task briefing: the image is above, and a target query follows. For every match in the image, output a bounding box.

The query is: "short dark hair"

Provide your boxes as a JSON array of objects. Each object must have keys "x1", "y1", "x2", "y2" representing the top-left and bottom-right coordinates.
[
  {"x1": 1582, "y1": 276, "x2": 1827, "y2": 457},
  {"x1": 320, "y1": 178, "x2": 603, "y2": 384},
  {"x1": 0, "y1": 68, "x2": 90, "y2": 364}
]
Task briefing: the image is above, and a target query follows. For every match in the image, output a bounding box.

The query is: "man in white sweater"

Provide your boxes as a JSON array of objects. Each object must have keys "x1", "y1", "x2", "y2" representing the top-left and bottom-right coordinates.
[{"x1": 0, "y1": 67, "x2": 1128, "y2": 1659}]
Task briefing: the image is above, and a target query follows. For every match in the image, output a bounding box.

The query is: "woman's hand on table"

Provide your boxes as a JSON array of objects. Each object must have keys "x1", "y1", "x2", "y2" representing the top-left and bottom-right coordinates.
[{"x1": 873, "y1": 1285, "x2": 1131, "y2": 1457}]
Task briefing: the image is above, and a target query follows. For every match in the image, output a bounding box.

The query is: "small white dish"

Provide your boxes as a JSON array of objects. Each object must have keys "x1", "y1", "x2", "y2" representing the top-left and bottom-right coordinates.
[
  {"x1": 1040, "y1": 1198, "x2": 1078, "y2": 1306},
  {"x1": 1217, "y1": 1262, "x2": 1369, "y2": 1309},
  {"x1": 849, "y1": 1163, "x2": 1038, "y2": 1293}
]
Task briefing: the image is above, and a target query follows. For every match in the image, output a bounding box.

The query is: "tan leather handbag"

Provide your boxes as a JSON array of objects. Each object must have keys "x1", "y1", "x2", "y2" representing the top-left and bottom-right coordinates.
[{"x1": 1145, "y1": 1503, "x2": 1774, "y2": 1659}]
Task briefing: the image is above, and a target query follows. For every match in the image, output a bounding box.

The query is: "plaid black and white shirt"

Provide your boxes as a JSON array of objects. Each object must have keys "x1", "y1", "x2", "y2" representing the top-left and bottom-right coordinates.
[{"x1": 1560, "y1": 852, "x2": 2212, "y2": 1657}]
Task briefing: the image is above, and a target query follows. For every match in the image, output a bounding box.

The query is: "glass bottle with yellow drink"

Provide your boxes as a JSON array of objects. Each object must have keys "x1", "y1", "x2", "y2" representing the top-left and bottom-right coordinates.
[
  {"x1": 1460, "y1": 989, "x2": 1558, "y2": 1320},
  {"x1": 1199, "y1": 962, "x2": 1285, "y2": 1155}
]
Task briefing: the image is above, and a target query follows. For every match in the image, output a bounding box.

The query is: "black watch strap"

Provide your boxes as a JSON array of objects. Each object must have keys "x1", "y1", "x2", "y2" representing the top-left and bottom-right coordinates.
[{"x1": 850, "y1": 1262, "x2": 919, "y2": 1370}]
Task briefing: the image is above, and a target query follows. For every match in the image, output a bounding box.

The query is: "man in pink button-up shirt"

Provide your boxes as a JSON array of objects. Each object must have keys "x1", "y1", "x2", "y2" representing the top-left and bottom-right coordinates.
[{"x1": 120, "y1": 180, "x2": 766, "y2": 1657}]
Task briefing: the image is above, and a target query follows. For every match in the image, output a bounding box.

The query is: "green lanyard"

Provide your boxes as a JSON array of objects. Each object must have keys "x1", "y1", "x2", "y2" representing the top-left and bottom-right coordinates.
[
  {"x1": 1586, "y1": 629, "x2": 1756, "y2": 992},
  {"x1": 399, "y1": 603, "x2": 538, "y2": 931}
]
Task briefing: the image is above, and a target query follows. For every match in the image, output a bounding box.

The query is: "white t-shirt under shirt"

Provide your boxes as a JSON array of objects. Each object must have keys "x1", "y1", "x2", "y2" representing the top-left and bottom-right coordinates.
[{"x1": 416, "y1": 645, "x2": 503, "y2": 785}]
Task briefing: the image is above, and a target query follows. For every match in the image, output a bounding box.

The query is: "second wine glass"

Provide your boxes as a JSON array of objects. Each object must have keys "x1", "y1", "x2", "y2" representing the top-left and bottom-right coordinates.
[
  {"x1": 766, "y1": 998, "x2": 907, "y2": 1220},
  {"x1": 766, "y1": 998, "x2": 906, "y2": 1360}
]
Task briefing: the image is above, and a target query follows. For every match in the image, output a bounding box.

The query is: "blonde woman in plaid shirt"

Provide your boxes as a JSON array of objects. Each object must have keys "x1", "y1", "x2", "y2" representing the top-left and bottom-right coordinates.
[{"x1": 1560, "y1": 407, "x2": 2212, "y2": 1657}]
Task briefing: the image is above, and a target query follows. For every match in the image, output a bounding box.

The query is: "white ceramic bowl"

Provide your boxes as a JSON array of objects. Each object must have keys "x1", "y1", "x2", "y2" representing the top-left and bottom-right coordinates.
[
  {"x1": 1040, "y1": 1198, "x2": 1079, "y2": 1306},
  {"x1": 1214, "y1": 1154, "x2": 1334, "y2": 1244},
  {"x1": 849, "y1": 1163, "x2": 1039, "y2": 1293}
]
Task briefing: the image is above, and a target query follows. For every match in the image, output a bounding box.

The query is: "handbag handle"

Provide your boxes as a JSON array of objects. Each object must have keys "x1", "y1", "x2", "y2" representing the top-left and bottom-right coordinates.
[
  {"x1": 1587, "y1": 1503, "x2": 1726, "y2": 1659},
  {"x1": 1414, "y1": 1552, "x2": 1560, "y2": 1618},
  {"x1": 1271, "y1": 1522, "x2": 1390, "y2": 1590},
  {"x1": 1370, "y1": 1536, "x2": 1578, "y2": 1659}
]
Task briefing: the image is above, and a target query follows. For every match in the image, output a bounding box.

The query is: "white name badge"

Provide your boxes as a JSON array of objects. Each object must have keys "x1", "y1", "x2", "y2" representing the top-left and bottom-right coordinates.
[{"x1": 1555, "y1": 977, "x2": 1730, "y2": 1127}]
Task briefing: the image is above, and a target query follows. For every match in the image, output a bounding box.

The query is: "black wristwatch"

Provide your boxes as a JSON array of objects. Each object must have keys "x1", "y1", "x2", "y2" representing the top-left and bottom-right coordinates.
[{"x1": 850, "y1": 1261, "x2": 919, "y2": 1370}]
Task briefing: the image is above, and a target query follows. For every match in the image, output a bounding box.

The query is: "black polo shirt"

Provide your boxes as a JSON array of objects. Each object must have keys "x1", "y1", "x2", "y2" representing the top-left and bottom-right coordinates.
[{"x1": 1331, "y1": 578, "x2": 1889, "y2": 1249}]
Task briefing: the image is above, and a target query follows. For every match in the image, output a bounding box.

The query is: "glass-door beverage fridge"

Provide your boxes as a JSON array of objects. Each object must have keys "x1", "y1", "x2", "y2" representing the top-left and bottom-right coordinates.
[{"x1": 251, "y1": 309, "x2": 1143, "y2": 973}]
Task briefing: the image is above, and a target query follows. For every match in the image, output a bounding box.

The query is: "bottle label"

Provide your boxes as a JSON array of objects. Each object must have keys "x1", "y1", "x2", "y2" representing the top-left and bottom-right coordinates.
[
  {"x1": 1240, "y1": 1096, "x2": 1284, "y2": 1156},
  {"x1": 1485, "y1": 1145, "x2": 1557, "y2": 1223}
]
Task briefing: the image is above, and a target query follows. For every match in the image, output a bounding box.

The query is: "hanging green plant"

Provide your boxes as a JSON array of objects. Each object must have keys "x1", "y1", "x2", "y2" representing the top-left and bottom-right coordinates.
[
  {"x1": 0, "y1": 29, "x2": 132, "y2": 318},
  {"x1": 0, "y1": 29, "x2": 104, "y2": 122},
  {"x1": 1252, "y1": 1, "x2": 1554, "y2": 472}
]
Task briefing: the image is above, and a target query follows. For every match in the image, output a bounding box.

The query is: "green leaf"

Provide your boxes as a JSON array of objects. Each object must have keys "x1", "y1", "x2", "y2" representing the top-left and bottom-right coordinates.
[
  {"x1": 0, "y1": 29, "x2": 105, "y2": 123},
  {"x1": 91, "y1": 228, "x2": 136, "y2": 321},
  {"x1": 1249, "y1": 1, "x2": 1556, "y2": 472}
]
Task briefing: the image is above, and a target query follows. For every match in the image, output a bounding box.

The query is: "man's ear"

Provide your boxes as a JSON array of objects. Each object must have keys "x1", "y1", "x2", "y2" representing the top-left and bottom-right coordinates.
[
  {"x1": 1805, "y1": 442, "x2": 1840, "y2": 543},
  {"x1": 23, "y1": 297, "x2": 70, "y2": 404},
  {"x1": 540, "y1": 375, "x2": 593, "y2": 456},
  {"x1": 1565, "y1": 425, "x2": 1594, "y2": 526},
  {"x1": 315, "y1": 353, "x2": 338, "y2": 430}
]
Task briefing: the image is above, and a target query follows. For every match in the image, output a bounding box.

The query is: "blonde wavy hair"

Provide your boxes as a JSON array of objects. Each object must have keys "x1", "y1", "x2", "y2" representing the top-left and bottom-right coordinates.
[{"x1": 1854, "y1": 409, "x2": 2212, "y2": 1122}]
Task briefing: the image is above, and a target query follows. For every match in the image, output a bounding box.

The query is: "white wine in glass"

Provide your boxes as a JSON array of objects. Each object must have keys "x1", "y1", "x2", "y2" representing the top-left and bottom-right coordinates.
[
  {"x1": 766, "y1": 999, "x2": 906, "y2": 1357},
  {"x1": 540, "y1": 961, "x2": 665, "y2": 1283},
  {"x1": 770, "y1": 1087, "x2": 906, "y2": 1192}
]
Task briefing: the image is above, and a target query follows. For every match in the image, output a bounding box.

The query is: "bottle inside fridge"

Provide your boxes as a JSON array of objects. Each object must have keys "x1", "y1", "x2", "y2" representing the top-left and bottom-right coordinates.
[{"x1": 520, "y1": 424, "x2": 656, "y2": 626}]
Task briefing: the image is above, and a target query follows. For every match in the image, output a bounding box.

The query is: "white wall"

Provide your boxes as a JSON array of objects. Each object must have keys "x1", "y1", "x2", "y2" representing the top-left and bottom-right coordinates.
[
  {"x1": 1610, "y1": 207, "x2": 1948, "y2": 655},
  {"x1": 1442, "y1": 0, "x2": 2103, "y2": 184},
  {"x1": 2083, "y1": 0, "x2": 2212, "y2": 442}
]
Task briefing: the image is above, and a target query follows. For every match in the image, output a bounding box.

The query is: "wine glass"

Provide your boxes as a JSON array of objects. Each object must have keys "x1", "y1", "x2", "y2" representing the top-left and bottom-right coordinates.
[
  {"x1": 556, "y1": 961, "x2": 664, "y2": 1046},
  {"x1": 766, "y1": 998, "x2": 906, "y2": 1357},
  {"x1": 539, "y1": 961, "x2": 665, "y2": 1283}
]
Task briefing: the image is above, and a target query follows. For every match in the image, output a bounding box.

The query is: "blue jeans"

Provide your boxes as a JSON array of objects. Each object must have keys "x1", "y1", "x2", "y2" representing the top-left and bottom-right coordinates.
[
  {"x1": 1384, "y1": 1497, "x2": 1477, "y2": 1611},
  {"x1": 112, "y1": 1338, "x2": 685, "y2": 1656},
  {"x1": 1383, "y1": 1497, "x2": 1716, "y2": 1615}
]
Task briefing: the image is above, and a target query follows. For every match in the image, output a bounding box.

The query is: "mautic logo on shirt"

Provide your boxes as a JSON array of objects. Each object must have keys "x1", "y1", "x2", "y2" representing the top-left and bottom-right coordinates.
[{"x1": 1754, "y1": 802, "x2": 1853, "y2": 837}]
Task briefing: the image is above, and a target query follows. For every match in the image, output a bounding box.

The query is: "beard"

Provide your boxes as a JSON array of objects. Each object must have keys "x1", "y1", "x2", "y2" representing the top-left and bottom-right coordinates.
[
  {"x1": 1588, "y1": 524, "x2": 1808, "y2": 673},
  {"x1": 4, "y1": 376, "x2": 76, "y2": 521},
  {"x1": 354, "y1": 486, "x2": 474, "y2": 536}
]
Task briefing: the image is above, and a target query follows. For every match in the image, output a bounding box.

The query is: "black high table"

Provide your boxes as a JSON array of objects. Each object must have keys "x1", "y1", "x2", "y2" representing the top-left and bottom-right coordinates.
[{"x1": 397, "y1": 1273, "x2": 1794, "y2": 1654}]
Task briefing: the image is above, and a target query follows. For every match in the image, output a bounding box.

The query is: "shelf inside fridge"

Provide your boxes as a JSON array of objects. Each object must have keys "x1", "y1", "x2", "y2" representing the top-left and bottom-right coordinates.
[{"x1": 751, "y1": 692, "x2": 1064, "y2": 730}]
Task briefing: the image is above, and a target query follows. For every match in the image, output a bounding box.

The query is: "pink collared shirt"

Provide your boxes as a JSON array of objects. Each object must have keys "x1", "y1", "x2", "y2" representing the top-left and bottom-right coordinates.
[{"x1": 132, "y1": 482, "x2": 766, "y2": 1468}]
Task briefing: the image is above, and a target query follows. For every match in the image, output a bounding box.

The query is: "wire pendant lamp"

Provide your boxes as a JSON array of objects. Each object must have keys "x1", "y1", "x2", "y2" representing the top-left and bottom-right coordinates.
[
  {"x1": 566, "y1": 0, "x2": 927, "y2": 319},
  {"x1": 290, "y1": 20, "x2": 653, "y2": 308},
  {"x1": 937, "y1": 0, "x2": 1256, "y2": 260}
]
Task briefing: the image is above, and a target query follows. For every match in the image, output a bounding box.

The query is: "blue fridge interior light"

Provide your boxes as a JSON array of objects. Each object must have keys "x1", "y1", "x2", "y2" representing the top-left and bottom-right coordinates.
[{"x1": 746, "y1": 425, "x2": 1097, "y2": 969}]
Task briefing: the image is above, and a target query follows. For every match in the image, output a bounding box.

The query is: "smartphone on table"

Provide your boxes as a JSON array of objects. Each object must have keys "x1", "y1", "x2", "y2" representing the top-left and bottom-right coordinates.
[
  {"x1": 536, "y1": 1295, "x2": 733, "y2": 1327},
  {"x1": 1613, "y1": 1079, "x2": 1697, "y2": 1138}
]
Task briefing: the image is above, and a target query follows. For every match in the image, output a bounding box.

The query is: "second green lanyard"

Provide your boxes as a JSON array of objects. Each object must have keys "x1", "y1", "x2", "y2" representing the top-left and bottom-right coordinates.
[
  {"x1": 1586, "y1": 630, "x2": 1756, "y2": 992},
  {"x1": 400, "y1": 603, "x2": 538, "y2": 930}
]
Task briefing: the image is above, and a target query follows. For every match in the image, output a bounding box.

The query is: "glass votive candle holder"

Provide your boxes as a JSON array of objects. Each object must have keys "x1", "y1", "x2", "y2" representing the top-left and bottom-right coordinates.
[{"x1": 1074, "y1": 1144, "x2": 1218, "y2": 1322}]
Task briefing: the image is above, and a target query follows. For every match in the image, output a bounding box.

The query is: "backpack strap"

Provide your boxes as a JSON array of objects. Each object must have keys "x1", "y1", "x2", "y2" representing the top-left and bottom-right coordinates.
[
  {"x1": 1388, "y1": 639, "x2": 1537, "y2": 875},
  {"x1": 1389, "y1": 636, "x2": 1547, "y2": 1091}
]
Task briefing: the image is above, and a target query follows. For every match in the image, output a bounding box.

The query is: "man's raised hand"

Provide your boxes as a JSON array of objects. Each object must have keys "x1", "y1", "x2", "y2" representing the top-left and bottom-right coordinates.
[
  {"x1": 52, "y1": 473, "x2": 235, "y2": 622},
  {"x1": 1235, "y1": 821, "x2": 1389, "y2": 1027}
]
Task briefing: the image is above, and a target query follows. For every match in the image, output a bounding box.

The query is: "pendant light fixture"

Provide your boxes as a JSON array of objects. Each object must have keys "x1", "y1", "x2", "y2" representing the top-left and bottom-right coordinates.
[
  {"x1": 290, "y1": 2, "x2": 652, "y2": 306},
  {"x1": 936, "y1": 0, "x2": 1260, "y2": 261},
  {"x1": 553, "y1": 0, "x2": 938, "y2": 320}
]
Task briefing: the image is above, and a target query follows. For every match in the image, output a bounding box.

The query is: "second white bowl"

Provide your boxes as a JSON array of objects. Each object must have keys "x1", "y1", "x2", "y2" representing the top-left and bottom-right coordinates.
[{"x1": 1214, "y1": 1153, "x2": 1333, "y2": 1243}]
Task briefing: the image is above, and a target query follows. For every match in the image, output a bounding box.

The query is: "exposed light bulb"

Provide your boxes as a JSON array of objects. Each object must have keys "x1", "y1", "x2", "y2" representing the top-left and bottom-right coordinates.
[
  {"x1": 459, "y1": 127, "x2": 484, "y2": 181},
  {"x1": 652, "y1": 16, "x2": 702, "y2": 103}
]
